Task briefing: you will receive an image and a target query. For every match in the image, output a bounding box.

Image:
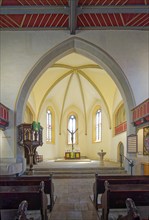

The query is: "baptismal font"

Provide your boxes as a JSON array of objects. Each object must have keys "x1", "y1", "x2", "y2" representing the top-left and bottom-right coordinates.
[{"x1": 97, "y1": 149, "x2": 106, "y2": 163}]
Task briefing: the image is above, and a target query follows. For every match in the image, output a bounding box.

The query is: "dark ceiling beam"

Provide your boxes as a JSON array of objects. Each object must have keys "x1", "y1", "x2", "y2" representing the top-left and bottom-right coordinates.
[
  {"x1": 78, "y1": 26, "x2": 149, "y2": 30},
  {"x1": 0, "y1": 5, "x2": 148, "y2": 15},
  {"x1": 0, "y1": 26, "x2": 148, "y2": 31},
  {"x1": 0, "y1": 6, "x2": 69, "y2": 15},
  {"x1": 69, "y1": 0, "x2": 78, "y2": 35},
  {"x1": 77, "y1": 5, "x2": 149, "y2": 14}
]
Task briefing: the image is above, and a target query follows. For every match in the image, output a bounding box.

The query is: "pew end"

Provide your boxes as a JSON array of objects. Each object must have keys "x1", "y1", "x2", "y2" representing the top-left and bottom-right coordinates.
[
  {"x1": 0, "y1": 182, "x2": 48, "y2": 220},
  {"x1": 101, "y1": 181, "x2": 149, "y2": 220},
  {"x1": 0, "y1": 200, "x2": 28, "y2": 220},
  {"x1": 117, "y1": 198, "x2": 141, "y2": 220}
]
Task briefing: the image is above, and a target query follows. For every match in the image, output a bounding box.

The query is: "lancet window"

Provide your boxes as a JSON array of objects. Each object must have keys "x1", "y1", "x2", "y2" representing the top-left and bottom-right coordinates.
[
  {"x1": 67, "y1": 114, "x2": 78, "y2": 145},
  {"x1": 92, "y1": 106, "x2": 102, "y2": 143},
  {"x1": 46, "y1": 107, "x2": 55, "y2": 143},
  {"x1": 95, "y1": 109, "x2": 102, "y2": 142}
]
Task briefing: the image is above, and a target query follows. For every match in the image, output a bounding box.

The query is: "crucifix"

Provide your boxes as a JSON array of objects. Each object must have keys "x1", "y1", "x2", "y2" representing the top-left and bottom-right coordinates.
[{"x1": 67, "y1": 128, "x2": 78, "y2": 152}]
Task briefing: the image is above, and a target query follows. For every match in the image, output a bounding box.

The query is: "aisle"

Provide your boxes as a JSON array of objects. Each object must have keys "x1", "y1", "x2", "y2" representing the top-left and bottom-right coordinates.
[{"x1": 49, "y1": 178, "x2": 100, "y2": 220}]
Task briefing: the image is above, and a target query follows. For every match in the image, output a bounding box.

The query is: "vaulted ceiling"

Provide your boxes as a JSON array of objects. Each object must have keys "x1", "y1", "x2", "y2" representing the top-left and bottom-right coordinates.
[
  {"x1": 0, "y1": 0, "x2": 148, "y2": 34},
  {"x1": 29, "y1": 53, "x2": 119, "y2": 133}
]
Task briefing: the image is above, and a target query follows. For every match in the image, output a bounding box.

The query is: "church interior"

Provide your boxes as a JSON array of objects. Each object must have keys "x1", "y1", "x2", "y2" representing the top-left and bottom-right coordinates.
[{"x1": 0, "y1": 0, "x2": 149, "y2": 219}]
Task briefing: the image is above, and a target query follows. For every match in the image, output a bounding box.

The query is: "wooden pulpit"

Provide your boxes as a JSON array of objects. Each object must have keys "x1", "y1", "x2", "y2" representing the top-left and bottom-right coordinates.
[{"x1": 17, "y1": 122, "x2": 43, "y2": 172}]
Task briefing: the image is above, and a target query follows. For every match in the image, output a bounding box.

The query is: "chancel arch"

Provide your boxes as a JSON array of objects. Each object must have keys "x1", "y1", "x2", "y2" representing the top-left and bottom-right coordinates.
[{"x1": 15, "y1": 37, "x2": 135, "y2": 160}]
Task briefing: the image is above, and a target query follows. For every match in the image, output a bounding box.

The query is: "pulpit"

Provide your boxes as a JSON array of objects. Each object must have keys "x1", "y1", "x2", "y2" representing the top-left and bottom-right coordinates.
[{"x1": 17, "y1": 122, "x2": 43, "y2": 172}]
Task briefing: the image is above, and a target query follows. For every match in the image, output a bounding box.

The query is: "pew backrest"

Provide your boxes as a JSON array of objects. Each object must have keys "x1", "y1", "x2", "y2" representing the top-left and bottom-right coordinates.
[
  {"x1": 93, "y1": 175, "x2": 149, "y2": 210},
  {"x1": 101, "y1": 181, "x2": 149, "y2": 220},
  {"x1": 0, "y1": 181, "x2": 47, "y2": 220},
  {"x1": 0, "y1": 175, "x2": 54, "y2": 211},
  {"x1": 95, "y1": 174, "x2": 149, "y2": 194}
]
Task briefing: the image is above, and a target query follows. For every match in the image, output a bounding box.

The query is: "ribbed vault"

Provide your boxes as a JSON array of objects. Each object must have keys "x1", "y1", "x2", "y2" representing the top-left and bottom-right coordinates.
[
  {"x1": 36, "y1": 62, "x2": 112, "y2": 135},
  {"x1": 16, "y1": 37, "x2": 135, "y2": 142}
]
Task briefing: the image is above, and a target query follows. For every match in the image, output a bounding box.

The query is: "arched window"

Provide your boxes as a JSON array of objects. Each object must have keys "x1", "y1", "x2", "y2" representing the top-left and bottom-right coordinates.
[
  {"x1": 68, "y1": 114, "x2": 77, "y2": 145},
  {"x1": 92, "y1": 106, "x2": 102, "y2": 143},
  {"x1": 47, "y1": 110, "x2": 52, "y2": 142},
  {"x1": 46, "y1": 107, "x2": 55, "y2": 143},
  {"x1": 95, "y1": 109, "x2": 102, "y2": 142}
]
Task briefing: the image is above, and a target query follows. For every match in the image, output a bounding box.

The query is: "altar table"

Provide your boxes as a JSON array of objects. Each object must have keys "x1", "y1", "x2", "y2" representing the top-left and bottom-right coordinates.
[{"x1": 65, "y1": 152, "x2": 80, "y2": 159}]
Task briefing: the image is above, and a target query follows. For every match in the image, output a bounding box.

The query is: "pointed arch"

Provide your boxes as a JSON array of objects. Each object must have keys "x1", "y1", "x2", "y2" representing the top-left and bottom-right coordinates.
[{"x1": 16, "y1": 37, "x2": 135, "y2": 138}]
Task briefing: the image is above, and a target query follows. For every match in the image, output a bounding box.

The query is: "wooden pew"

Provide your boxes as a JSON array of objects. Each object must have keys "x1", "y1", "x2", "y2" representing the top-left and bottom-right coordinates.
[
  {"x1": 93, "y1": 174, "x2": 149, "y2": 210},
  {"x1": 0, "y1": 174, "x2": 54, "y2": 211},
  {"x1": 17, "y1": 200, "x2": 28, "y2": 220},
  {"x1": 0, "y1": 181, "x2": 48, "y2": 220},
  {"x1": 101, "y1": 181, "x2": 149, "y2": 220},
  {"x1": 0, "y1": 200, "x2": 28, "y2": 220},
  {"x1": 117, "y1": 198, "x2": 141, "y2": 220}
]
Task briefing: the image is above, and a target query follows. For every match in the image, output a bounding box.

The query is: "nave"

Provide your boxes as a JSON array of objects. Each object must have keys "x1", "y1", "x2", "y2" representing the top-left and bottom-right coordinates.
[
  {"x1": 28, "y1": 160, "x2": 149, "y2": 220},
  {"x1": 0, "y1": 161, "x2": 149, "y2": 220},
  {"x1": 50, "y1": 178, "x2": 99, "y2": 220},
  {"x1": 41, "y1": 176, "x2": 149, "y2": 220},
  {"x1": 32, "y1": 159, "x2": 122, "y2": 219}
]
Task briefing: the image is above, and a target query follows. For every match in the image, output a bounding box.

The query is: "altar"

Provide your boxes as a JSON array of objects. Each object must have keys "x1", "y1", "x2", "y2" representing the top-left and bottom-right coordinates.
[{"x1": 65, "y1": 152, "x2": 80, "y2": 159}]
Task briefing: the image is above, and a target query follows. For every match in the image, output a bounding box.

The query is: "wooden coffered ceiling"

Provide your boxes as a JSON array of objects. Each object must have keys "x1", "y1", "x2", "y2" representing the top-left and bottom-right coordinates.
[{"x1": 0, "y1": 0, "x2": 149, "y2": 34}]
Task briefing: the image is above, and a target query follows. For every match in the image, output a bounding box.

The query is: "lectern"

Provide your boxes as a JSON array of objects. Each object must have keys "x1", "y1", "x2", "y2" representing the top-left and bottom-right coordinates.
[{"x1": 17, "y1": 122, "x2": 43, "y2": 172}]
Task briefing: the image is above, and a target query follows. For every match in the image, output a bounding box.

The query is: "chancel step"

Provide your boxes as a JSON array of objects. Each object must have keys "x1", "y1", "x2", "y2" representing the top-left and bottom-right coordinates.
[{"x1": 26, "y1": 167, "x2": 127, "y2": 178}]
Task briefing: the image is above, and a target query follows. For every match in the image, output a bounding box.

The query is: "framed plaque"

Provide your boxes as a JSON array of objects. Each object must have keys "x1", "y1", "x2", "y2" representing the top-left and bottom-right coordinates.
[{"x1": 127, "y1": 134, "x2": 138, "y2": 153}]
